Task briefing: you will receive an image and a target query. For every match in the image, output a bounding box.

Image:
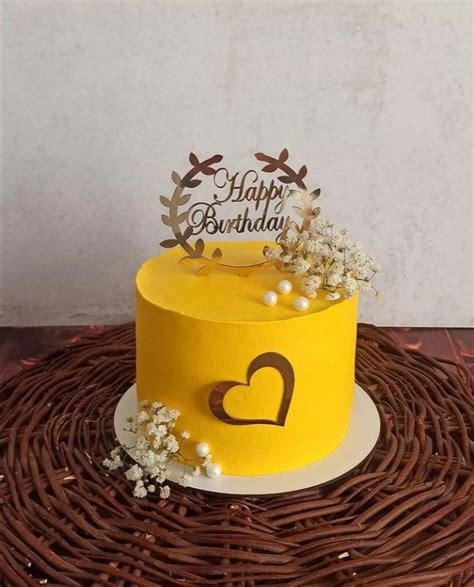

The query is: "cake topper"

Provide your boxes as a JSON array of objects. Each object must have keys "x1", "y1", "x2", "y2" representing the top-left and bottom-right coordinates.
[
  {"x1": 159, "y1": 149, "x2": 380, "y2": 301},
  {"x1": 159, "y1": 149, "x2": 318, "y2": 276}
]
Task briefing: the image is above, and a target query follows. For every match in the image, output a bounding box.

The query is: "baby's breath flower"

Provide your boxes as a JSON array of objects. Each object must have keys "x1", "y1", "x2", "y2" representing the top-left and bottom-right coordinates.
[
  {"x1": 370, "y1": 262, "x2": 381, "y2": 273},
  {"x1": 164, "y1": 435, "x2": 179, "y2": 453},
  {"x1": 160, "y1": 485, "x2": 171, "y2": 499},
  {"x1": 343, "y1": 276, "x2": 357, "y2": 297},
  {"x1": 301, "y1": 275, "x2": 320, "y2": 299},
  {"x1": 152, "y1": 437, "x2": 162, "y2": 450},
  {"x1": 327, "y1": 273, "x2": 342, "y2": 287},
  {"x1": 125, "y1": 464, "x2": 143, "y2": 481},
  {"x1": 265, "y1": 210, "x2": 379, "y2": 302},
  {"x1": 102, "y1": 451, "x2": 122, "y2": 471},
  {"x1": 331, "y1": 261, "x2": 344, "y2": 275},
  {"x1": 143, "y1": 450, "x2": 160, "y2": 468},
  {"x1": 303, "y1": 240, "x2": 317, "y2": 254},
  {"x1": 104, "y1": 400, "x2": 211, "y2": 500},
  {"x1": 136, "y1": 411, "x2": 150, "y2": 424},
  {"x1": 149, "y1": 466, "x2": 166, "y2": 483},
  {"x1": 133, "y1": 480, "x2": 147, "y2": 499},
  {"x1": 292, "y1": 257, "x2": 311, "y2": 275},
  {"x1": 153, "y1": 423, "x2": 168, "y2": 435},
  {"x1": 156, "y1": 451, "x2": 168, "y2": 463}
]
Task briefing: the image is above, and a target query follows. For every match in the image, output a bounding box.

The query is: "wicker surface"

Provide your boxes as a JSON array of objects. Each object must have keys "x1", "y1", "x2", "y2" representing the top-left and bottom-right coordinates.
[{"x1": 0, "y1": 324, "x2": 472, "y2": 586}]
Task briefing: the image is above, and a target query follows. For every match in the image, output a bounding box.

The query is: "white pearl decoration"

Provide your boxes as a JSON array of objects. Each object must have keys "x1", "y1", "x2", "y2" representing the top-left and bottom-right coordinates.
[
  {"x1": 195, "y1": 442, "x2": 210, "y2": 458},
  {"x1": 294, "y1": 296, "x2": 310, "y2": 312},
  {"x1": 262, "y1": 291, "x2": 278, "y2": 307},
  {"x1": 276, "y1": 280, "x2": 292, "y2": 295},
  {"x1": 206, "y1": 462, "x2": 222, "y2": 479}
]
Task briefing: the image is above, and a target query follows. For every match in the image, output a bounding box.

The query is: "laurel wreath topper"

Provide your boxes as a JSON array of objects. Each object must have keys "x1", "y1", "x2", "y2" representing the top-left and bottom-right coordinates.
[{"x1": 159, "y1": 149, "x2": 320, "y2": 277}]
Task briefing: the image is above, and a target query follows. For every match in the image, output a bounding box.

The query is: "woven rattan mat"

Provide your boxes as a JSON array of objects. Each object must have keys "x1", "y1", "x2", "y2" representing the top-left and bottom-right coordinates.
[{"x1": 0, "y1": 324, "x2": 472, "y2": 586}]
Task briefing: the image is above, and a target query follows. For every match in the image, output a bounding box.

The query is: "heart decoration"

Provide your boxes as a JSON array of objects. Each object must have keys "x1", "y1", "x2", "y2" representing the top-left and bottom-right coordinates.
[{"x1": 208, "y1": 352, "x2": 295, "y2": 426}]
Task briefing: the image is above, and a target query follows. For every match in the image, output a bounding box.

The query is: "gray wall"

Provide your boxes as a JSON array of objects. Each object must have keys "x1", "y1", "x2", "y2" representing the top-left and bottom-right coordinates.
[{"x1": 1, "y1": 1, "x2": 472, "y2": 326}]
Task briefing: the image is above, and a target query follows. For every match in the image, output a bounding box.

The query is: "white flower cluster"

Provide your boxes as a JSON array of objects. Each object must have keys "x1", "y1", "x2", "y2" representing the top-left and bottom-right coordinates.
[
  {"x1": 103, "y1": 400, "x2": 207, "y2": 499},
  {"x1": 265, "y1": 192, "x2": 380, "y2": 300}
]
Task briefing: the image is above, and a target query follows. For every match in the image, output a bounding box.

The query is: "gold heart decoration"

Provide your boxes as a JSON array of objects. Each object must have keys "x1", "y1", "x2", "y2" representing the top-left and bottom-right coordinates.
[{"x1": 208, "y1": 352, "x2": 295, "y2": 426}]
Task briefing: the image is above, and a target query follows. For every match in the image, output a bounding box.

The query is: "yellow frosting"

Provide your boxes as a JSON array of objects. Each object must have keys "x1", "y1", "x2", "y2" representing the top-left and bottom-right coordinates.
[{"x1": 136, "y1": 242, "x2": 358, "y2": 475}]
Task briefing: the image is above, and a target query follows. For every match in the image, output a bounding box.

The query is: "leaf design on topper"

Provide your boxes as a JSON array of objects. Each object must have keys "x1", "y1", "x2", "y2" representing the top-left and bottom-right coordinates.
[{"x1": 159, "y1": 149, "x2": 318, "y2": 277}]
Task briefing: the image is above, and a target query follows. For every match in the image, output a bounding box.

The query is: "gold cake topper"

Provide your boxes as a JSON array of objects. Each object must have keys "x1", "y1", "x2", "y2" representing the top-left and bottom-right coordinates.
[{"x1": 159, "y1": 149, "x2": 321, "y2": 276}]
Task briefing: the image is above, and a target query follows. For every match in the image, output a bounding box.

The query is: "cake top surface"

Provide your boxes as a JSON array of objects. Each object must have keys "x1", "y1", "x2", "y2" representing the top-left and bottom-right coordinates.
[{"x1": 136, "y1": 241, "x2": 349, "y2": 323}]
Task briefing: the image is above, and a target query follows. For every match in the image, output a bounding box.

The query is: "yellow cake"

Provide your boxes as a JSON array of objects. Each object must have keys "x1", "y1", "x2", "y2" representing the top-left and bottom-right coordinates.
[{"x1": 135, "y1": 241, "x2": 358, "y2": 476}]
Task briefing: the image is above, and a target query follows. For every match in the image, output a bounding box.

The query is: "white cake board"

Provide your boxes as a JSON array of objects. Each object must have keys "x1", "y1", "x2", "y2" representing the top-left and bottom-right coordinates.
[{"x1": 114, "y1": 384, "x2": 380, "y2": 495}]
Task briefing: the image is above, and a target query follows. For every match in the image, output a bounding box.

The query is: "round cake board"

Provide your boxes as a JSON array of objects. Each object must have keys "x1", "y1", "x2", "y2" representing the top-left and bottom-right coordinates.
[{"x1": 114, "y1": 384, "x2": 380, "y2": 495}]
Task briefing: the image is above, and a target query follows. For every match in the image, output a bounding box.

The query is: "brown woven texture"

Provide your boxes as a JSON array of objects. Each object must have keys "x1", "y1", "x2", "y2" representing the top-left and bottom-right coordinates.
[{"x1": 0, "y1": 324, "x2": 472, "y2": 586}]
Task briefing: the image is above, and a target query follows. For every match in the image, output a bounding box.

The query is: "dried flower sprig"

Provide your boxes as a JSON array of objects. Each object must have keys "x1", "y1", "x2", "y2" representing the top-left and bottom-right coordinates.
[
  {"x1": 103, "y1": 400, "x2": 218, "y2": 498},
  {"x1": 264, "y1": 189, "x2": 380, "y2": 301}
]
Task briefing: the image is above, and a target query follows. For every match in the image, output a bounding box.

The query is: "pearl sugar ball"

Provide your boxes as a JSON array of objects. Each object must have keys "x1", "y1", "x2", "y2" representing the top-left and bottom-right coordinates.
[
  {"x1": 262, "y1": 291, "x2": 278, "y2": 307},
  {"x1": 294, "y1": 296, "x2": 310, "y2": 312},
  {"x1": 206, "y1": 462, "x2": 222, "y2": 479},
  {"x1": 276, "y1": 280, "x2": 292, "y2": 295},
  {"x1": 195, "y1": 442, "x2": 210, "y2": 458}
]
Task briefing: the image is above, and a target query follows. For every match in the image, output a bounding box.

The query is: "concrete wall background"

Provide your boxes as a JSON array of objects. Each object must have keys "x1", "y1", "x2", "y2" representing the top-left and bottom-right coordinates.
[{"x1": 1, "y1": 1, "x2": 472, "y2": 326}]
